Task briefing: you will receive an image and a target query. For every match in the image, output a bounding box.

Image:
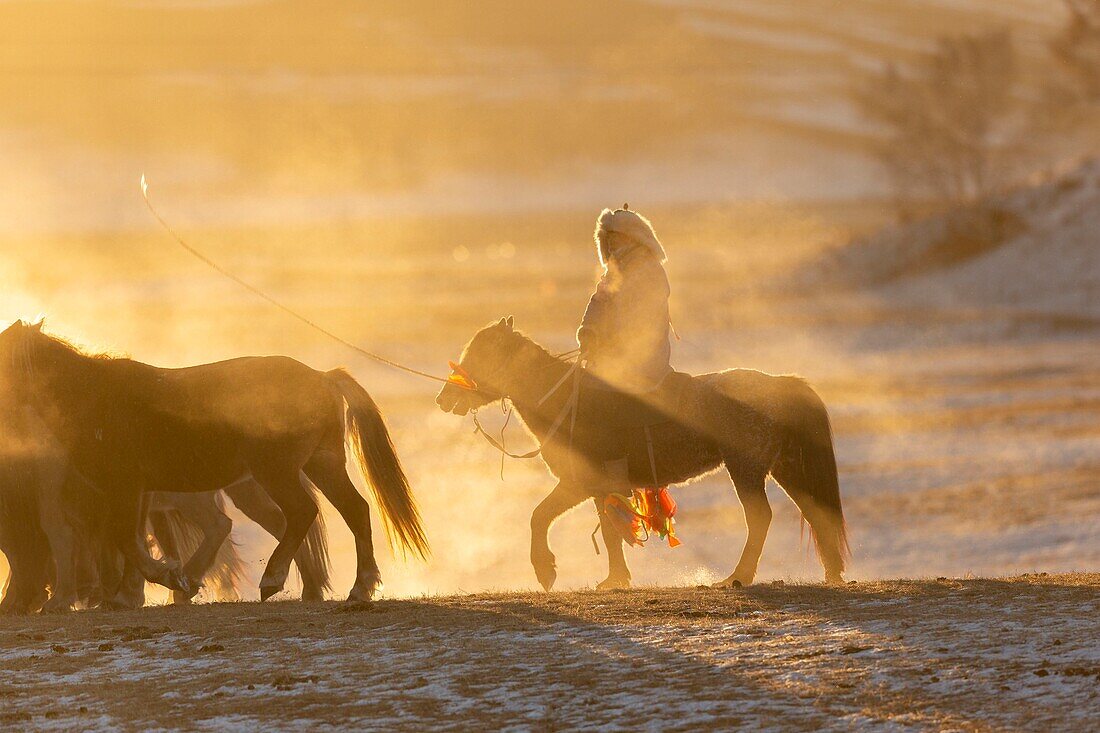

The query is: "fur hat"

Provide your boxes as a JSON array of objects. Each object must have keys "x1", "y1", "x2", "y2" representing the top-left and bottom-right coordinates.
[{"x1": 594, "y1": 205, "x2": 666, "y2": 265}]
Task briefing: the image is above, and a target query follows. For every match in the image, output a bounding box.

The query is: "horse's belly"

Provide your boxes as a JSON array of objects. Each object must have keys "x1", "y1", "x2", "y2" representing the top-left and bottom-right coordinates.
[
  {"x1": 99, "y1": 417, "x2": 248, "y2": 493},
  {"x1": 142, "y1": 459, "x2": 248, "y2": 494},
  {"x1": 625, "y1": 423, "x2": 722, "y2": 486}
]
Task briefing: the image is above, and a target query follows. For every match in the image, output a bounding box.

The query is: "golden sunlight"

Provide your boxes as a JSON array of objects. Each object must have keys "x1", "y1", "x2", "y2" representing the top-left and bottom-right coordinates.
[{"x1": 0, "y1": 1, "x2": 1096, "y2": 729}]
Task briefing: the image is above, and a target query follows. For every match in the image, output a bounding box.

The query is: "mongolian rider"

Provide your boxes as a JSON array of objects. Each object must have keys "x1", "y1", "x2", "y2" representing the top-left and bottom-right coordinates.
[{"x1": 576, "y1": 205, "x2": 673, "y2": 486}]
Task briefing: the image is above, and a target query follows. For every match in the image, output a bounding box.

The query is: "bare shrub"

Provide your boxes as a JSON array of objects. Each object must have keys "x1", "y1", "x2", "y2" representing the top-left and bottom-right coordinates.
[
  {"x1": 1050, "y1": 0, "x2": 1100, "y2": 102},
  {"x1": 854, "y1": 31, "x2": 1024, "y2": 217}
]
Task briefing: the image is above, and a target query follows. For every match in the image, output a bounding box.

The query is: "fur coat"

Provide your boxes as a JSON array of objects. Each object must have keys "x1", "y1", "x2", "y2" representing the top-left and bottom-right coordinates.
[{"x1": 577, "y1": 208, "x2": 671, "y2": 391}]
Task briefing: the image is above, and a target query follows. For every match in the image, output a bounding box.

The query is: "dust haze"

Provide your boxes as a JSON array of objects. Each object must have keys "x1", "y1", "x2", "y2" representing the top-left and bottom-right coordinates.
[{"x1": 0, "y1": 0, "x2": 1097, "y2": 604}]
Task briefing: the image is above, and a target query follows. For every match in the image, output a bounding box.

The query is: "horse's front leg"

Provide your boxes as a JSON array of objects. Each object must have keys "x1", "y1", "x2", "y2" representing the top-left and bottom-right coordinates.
[
  {"x1": 151, "y1": 492, "x2": 233, "y2": 602},
  {"x1": 530, "y1": 481, "x2": 588, "y2": 591},
  {"x1": 36, "y1": 462, "x2": 79, "y2": 613},
  {"x1": 108, "y1": 485, "x2": 190, "y2": 594}
]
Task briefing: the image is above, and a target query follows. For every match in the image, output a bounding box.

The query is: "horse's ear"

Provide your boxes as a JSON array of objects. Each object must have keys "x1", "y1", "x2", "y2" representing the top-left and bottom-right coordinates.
[
  {"x1": 31, "y1": 317, "x2": 45, "y2": 332},
  {"x1": 497, "y1": 316, "x2": 513, "y2": 331},
  {"x1": 505, "y1": 315, "x2": 514, "y2": 329}
]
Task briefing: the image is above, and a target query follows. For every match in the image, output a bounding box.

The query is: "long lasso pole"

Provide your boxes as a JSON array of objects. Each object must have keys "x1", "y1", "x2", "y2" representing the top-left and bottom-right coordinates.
[{"x1": 140, "y1": 174, "x2": 449, "y2": 385}]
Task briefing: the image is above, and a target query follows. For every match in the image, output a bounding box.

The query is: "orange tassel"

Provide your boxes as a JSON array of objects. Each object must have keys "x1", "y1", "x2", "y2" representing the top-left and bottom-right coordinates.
[{"x1": 447, "y1": 361, "x2": 479, "y2": 391}]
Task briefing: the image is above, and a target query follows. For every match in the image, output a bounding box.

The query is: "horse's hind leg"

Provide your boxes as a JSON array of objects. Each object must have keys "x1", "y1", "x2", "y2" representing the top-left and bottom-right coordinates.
[
  {"x1": 714, "y1": 467, "x2": 771, "y2": 588},
  {"x1": 225, "y1": 480, "x2": 326, "y2": 601},
  {"x1": 105, "y1": 485, "x2": 190, "y2": 595},
  {"x1": 771, "y1": 466, "x2": 845, "y2": 584},
  {"x1": 303, "y1": 450, "x2": 378, "y2": 602},
  {"x1": 249, "y1": 465, "x2": 317, "y2": 601}
]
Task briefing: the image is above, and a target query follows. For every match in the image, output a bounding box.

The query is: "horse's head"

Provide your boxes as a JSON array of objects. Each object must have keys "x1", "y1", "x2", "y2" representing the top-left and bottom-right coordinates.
[
  {"x1": 436, "y1": 316, "x2": 521, "y2": 416},
  {"x1": 0, "y1": 318, "x2": 44, "y2": 402},
  {"x1": 0, "y1": 318, "x2": 44, "y2": 360}
]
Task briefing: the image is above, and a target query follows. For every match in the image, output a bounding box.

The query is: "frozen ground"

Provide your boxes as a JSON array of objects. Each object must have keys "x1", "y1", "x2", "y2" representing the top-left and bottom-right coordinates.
[{"x1": 0, "y1": 575, "x2": 1096, "y2": 731}]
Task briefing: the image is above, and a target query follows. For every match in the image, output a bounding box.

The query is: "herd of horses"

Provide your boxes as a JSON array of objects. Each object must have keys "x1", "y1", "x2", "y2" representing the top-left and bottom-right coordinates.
[{"x1": 0, "y1": 316, "x2": 848, "y2": 613}]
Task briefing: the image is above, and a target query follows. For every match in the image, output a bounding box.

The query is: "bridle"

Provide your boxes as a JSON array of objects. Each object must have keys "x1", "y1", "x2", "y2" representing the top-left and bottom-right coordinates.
[
  {"x1": 444, "y1": 342, "x2": 580, "y2": 403},
  {"x1": 446, "y1": 347, "x2": 584, "y2": 476}
]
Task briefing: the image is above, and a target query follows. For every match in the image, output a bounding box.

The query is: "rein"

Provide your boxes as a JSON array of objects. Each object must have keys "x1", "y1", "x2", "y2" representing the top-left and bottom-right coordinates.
[
  {"x1": 143, "y1": 176, "x2": 592, "y2": 479},
  {"x1": 142, "y1": 176, "x2": 451, "y2": 386},
  {"x1": 468, "y1": 358, "x2": 582, "y2": 473}
]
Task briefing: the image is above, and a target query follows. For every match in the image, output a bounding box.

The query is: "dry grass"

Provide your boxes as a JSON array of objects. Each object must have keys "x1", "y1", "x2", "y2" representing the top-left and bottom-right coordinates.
[{"x1": 1, "y1": 574, "x2": 1097, "y2": 731}]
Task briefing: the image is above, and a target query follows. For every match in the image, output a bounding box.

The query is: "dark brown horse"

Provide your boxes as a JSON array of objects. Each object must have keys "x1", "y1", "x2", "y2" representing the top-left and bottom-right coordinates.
[
  {"x1": 437, "y1": 318, "x2": 848, "y2": 590},
  {"x1": 0, "y1": 390, "x2": 332, "y2": 611},
  {"x1": 0, "y1": 320, "x2": 427, "y2": 602},
  {"x1": 0, "y1": 478, "x2": 333, "y2": 613},
  {"x1": 0, "y1": 458, "x2": 51, "y2": 613},
  {"x1": 107, "y1": 482, "x2": 333, "y2": 610}
]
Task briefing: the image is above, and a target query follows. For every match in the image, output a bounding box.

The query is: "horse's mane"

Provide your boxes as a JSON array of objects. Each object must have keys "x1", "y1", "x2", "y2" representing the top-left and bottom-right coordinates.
[
  {"x1": 509, "y1": 328, "x2": 555, "y2": 360},
  {"x1": 460, "y1": 321, "x2": 557, "y2": 366},
  {"x1": 24, "y1": 328, "x2": 119, "y2": 363}
]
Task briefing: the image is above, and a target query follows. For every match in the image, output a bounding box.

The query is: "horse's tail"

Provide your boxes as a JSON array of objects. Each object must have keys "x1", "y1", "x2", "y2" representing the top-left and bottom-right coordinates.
[
  {"x1": 297, "y1": 483, "x2": 333, "y2": 596},
  {"x1": 776, "y1": 379, "x2": 849, "y2": 576},
  {"x1": 324, "y1": 369, "x2": 429, "y2": 559}
]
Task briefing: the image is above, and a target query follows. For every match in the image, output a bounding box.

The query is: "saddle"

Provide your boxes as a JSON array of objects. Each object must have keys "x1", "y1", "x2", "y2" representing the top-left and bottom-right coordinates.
[
  {"x1": 565, "y1": 370, "x2": 696, "y2": 480},
  {"x1": 578, "y1": 369, "x2": 692, "y2": 430}
]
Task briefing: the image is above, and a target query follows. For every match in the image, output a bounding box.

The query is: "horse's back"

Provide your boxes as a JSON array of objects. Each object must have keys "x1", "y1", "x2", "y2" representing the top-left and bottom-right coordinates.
[
  {"x1": 160, "y1": 354, "x2": 320, "y2": 382},
  {"x1": 113, "y1": 354, "x2": 341, "y2": 437},
  {"x1": 695, "y1": 368, "x2": 827, "y2": 431}
]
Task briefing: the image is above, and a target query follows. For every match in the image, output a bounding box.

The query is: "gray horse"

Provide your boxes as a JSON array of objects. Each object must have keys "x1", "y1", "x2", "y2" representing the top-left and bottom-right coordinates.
[{"x1": 437, "y1": 318, "x2": 849, "y2": 590}]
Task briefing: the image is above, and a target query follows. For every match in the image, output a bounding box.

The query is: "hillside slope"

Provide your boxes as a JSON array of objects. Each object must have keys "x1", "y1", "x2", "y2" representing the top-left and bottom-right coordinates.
[
  {"x1": 792, "y1": 159, "x2": 1100, "y2": 319},
  {"x1": 0, "y1": 0, "x2": 1064, "y2": 234}
]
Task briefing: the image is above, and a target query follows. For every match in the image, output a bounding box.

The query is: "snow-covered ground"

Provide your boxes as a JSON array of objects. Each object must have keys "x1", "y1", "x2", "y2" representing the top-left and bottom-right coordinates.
[
  {"x1": 1, "y1": 577, "x2": 1096, "y2": 731},
  {"x1": 795, "y1": 159, "x2": 1100, "y2": 320}
]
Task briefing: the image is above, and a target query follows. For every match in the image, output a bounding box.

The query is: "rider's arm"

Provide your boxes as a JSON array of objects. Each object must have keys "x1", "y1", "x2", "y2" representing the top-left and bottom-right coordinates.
[{"x1": 577, "y1": 278, "x2": 612, "y2": 352}]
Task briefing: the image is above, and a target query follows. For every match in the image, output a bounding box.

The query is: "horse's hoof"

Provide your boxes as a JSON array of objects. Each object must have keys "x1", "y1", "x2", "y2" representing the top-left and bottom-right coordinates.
[
  {"x1": 347, "y1": 577, "x2": 382, "y2": 602},
  {"x1": 301, "y1": 587, "x2": 324, "y2": 602},
  {"x1": 40, "y1": 600, "x2": 74, "y2": 614},
  {"x1": 712, "y1": 576, "x2": 749, "y2": 589},
  {"x1": 185, "y1": 576, "x2": 205, "y2": 599},
  {"x1": 596, "y1": 576, "x2": 631, "y2": 590},
  {"x1": 259, "y1": 584, "x2": 283, "y2": 602},
  {"x1": 532, "y1": 557, "x2": 557, "y2": 592},
  {"x1": 78, "y1": 587, "x2": 104, "y2": 609},
  {"x1": 158, "y1": 567, "x2": 191, "y2": 595},
  {"x1": 535, "y1": 567, "x2": 556, "y2": 592},
  {"x1": 171, "y1": 591, "x2": 193, "y2": 606},
  {"x1": 100, "y1": 597, "x2": 141, "y2": 611},
  {"x1": 825, "y1": 572, "x2": 845, "y2": 585},
  {"x1": 346, "y1": 588, "x2": 375, "y2": 603}
]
